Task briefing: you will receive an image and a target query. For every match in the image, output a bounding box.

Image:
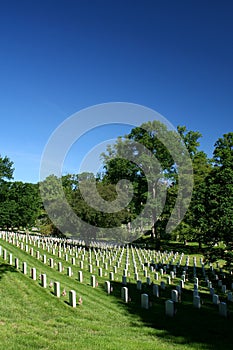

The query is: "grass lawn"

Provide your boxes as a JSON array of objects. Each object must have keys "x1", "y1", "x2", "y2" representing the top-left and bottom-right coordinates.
[{"x1": 0, "y1": 236, "x2": 232, "y2": 350}]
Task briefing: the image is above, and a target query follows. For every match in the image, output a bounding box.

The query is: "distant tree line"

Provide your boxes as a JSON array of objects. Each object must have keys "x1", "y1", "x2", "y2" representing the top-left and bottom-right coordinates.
[{"x1": 0, "y1": 122, "x2": 232, "y2": 266}]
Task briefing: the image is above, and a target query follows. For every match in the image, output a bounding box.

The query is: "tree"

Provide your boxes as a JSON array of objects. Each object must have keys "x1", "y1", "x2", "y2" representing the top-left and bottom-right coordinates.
[
  {"x1": 39, "y1": 174, "x2": 78, "y2": 237},
  {"x1": 155, "y1": 126, "x2": 212, "y2": 246},
  {"x1": 0, "y1": 154, "x2": 15, "y2": 230},
  {"x1": 102, "y1": 121, "x2": 195, "y2": 247},
  {"x1": 0, "y1": 155, "x2": 14, "y2": 182},
  {"x1": 0, "y1": 181, "x2": 40, "y2": 231},
  {"x1": 204, "y1": 133, "x2": 233, "y2": 246},
  {"x1": 189, "y1": 132, "x2": 233, "y2": 263},
  {"x1": 176, "y1": 150, "x2": 212, "y2": 247}
]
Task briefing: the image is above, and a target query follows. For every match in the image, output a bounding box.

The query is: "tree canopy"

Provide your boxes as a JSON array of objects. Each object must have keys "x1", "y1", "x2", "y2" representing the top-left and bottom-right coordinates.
[{"x1": 0, "y1": 126, "x2": 232, "y2": 263}]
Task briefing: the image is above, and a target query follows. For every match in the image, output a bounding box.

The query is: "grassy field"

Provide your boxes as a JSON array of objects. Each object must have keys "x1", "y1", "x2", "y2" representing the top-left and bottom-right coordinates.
[{"x1": 0, "y1": 236, "x2": 232, "y2": 350}]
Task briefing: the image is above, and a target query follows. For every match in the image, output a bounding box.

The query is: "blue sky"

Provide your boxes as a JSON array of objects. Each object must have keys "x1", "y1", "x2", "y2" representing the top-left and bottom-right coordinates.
[{"x1": 0, "y1": 0, "x2": 232, "y2": 183}]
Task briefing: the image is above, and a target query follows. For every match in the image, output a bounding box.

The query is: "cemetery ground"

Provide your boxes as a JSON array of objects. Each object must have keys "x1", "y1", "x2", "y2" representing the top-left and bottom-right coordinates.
[{"x1": 0, "y1": 234, "x2": 233, "y2": 350}]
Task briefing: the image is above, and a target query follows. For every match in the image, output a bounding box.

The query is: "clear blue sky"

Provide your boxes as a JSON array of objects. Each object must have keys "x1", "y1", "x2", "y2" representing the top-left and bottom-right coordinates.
[{"x1": 0, "y1": 0, "x2": 232, "y2": 183}]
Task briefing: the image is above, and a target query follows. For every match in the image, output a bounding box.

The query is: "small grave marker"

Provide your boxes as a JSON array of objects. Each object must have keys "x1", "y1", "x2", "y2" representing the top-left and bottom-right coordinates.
[
  {"x1": 69, "y1": 290, "x2": 76, "y2": 307},
  {"x1": 141, "y1": 293, "x2": 149, "y2": 309}
]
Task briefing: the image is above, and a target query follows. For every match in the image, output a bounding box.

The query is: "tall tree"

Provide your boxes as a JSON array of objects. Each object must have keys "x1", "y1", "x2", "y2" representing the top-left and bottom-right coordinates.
[
  {"x1": 155, "y1": 126, "x2": 208, "y2": 244},
  {"x1": 102, "y1": 121, "x2": 195, "y2": 246},
  {"x1": 0, "y1": 181, "x2": 40, "y2": 231},
  {"x1": 0, "y1": 154, "x2": 14, "y2": 182},
  {"x1": 189, "y1": 132, "x2": 233, "y2": 262},
  {"x1": 205, "y1": 133, "x2": 233, "y2": 246}
]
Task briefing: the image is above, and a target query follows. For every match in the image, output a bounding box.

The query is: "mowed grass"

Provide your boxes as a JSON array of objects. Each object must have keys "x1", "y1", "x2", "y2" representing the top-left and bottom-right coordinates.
[{"x1": 0, "y1": 238, "x2": 232, "y2": 350}]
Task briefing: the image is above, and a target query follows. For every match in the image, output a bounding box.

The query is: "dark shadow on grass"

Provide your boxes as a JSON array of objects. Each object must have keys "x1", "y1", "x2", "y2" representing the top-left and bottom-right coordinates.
[
  {"x1": 0, "y1": 263, "x2": 18, "y2": 280},
  {"x1": 162, "y1": 242, "x2": 203, "y2": 255},
  {"x1": 133, "y1": 239, "x2": 205, "y2": 255},
  {"x1": 99, "y1": 269, "x2": 233, "y2": 350}
]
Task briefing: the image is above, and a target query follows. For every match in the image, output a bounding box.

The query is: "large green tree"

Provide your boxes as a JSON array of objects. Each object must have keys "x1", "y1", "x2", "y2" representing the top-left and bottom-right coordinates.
[
  {"x1": 0, "y1": 181, "x2": 40, "y2": 231},
  {"x1": 154, "y1": 126, "x2": 210, "y2": 245},
  {"x1": 0, "y1": 154, "x2": 14, "y2": 182},
  {"x1": 189, "y1": 132, "x2": 233, "y2": 262},
  {"x1": 102, "y1": 121, "x2": 195, "y2": 246},
  {"x1": 39, "y1": 172, "x2": 131, "y2": 241}
]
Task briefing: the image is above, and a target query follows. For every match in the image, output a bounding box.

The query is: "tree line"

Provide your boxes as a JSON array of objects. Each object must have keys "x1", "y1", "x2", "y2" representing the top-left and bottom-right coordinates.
[{"x1": 0, "y1": 121, "x2": 232, "y2": 265}]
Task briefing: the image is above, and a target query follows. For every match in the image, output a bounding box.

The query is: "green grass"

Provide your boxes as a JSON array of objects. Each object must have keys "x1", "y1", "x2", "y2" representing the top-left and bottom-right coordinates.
[{"x1": 0, "y1": 237, "x2": 232, "y2": 350}]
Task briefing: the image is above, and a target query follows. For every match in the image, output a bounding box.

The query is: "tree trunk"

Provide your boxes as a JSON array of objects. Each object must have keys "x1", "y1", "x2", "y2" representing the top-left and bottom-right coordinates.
[
  {"x1": 151, "y1": 183, "x2": 157, "y2": 240},
  {"x1": 198, "y1": 240, "x2": 202, "y2": 250}
]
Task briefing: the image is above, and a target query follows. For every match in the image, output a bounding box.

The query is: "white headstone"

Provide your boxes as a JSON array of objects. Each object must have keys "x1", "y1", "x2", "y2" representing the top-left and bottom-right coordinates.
[
  {"x1": 41, "y1": 273, "x2": 47, "y2": 288},
  {"x1": 54, "y1": 282, "x2": 60, "y2": 297},
  {"x1": 210, "y1": 287, "x2": 215, "y2": 296},
  {"x1": 31, "y1": 267, "x2": 37, "y2": 280},
  {"x1": 122, "y1": 276, "x2": 127, "y2": 285},
  {"x1": 161, "y1": 281, "x2": 166, "y2": 290},
  {"x1": 153, "y1": 284, "x2": 159, "y2": 297},
  {"x1": 165, "y1": 300, "x2": 174, "y2": 317},
  {"x1": 49, "y1": 258, "x2": 54, "y2": 268},
  {"x1": 105, "y1": 281, "x2": 111, "y2": 294},
  {"x1": 222, "y1": 285, "x2": 227, "y2": 293},
  {"x1": 180, "y1": 280, "x2": 185, "y2": 289},
  {"x1": 22, "y1": 262, "x2": 27, "y2": 274},
  {"x1": 176, "y1": 285, "x2": 181, "y2": 296},
  {"x1": 193, "y1": 295, "x2": 201, "y2": 308},
  {"x1": 15, "y1": 258, "x2": 19, "y2": 269},
  {"x1": 69, "y1": 290, "x2": 76, "y2": 307},
  {"x1": 3, "y1": 249, "x2": 7, "y2": 260},
  {"x1": 121, "y1": 286, "x2": 128, "y2": 303},
  {"x1": 227, "y1": 292, "x2": 233, "y2": 302},
  {"x1": 218, "y1": 280, "x2": 222, "y2": 287},
  {"x1": 137, "y1": 280, "x2": 142, "y2": 290},
  {"x1": 91, "y1": 275, "x2": 96, "y2": 288},
  {"x1": 67, "y1": 267, "x2": 72, "y2": 277},
  {"x1": 171, "y1": 289, "x2": 178, "y2": 303},
  {"x1": 141, "y1": 293, "x2": 149, "y2": 309},
  {"x1": 219, "y1": 302, "x2": 227, "y2": 317},
  {"x1": 194, "y1": 277, "x2": 199, "y2": 287},
  {"x1": 78, "y1": 270, "x2": 83, "y2": 283},
  {"x1": 58, "y1": 262, "x2": 62, "y2": 272},
  {"x1": 213, "y1": 294, "x2": 220, "y2": 305}
]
